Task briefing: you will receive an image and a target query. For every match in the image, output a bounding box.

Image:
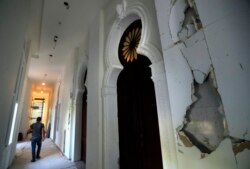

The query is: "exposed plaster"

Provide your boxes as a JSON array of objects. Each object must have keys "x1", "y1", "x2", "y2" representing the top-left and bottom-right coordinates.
[
  {"x1": 233, "y1": 141, "x2": 250, "y2": 155},
  {"x1": 231, "y1": 137, "x2": 250, "y2": 155},
  {"x1": 179, "y1": 71, "x2": 227, "y2": 154},
  {"x1": 178, "y1": 131, "x2": 193, "y2": 147},
  {"x1": 169, "y1": 0, "x2": 202, "y2": 43}
]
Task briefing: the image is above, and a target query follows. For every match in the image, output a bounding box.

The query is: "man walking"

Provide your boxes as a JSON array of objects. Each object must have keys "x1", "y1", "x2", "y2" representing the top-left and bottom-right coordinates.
[{"x1": 28, "y1": 117, "x2": 45, "y2": 162}]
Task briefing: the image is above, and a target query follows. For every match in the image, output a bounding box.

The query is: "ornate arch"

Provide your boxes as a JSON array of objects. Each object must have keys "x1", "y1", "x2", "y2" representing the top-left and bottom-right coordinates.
[{"x1": 103, "y1": 1, "x2": 178, "y2": 169}]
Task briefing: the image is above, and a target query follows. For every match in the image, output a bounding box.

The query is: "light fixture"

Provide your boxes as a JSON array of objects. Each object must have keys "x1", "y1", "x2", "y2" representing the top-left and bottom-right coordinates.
[{"x1": 40, "y1": 74, "x2": 47, "y2": 93}]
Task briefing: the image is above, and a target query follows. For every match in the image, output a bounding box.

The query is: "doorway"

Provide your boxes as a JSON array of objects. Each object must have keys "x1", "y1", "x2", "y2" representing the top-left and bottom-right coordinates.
[
  {"x1": 117, "y1": 19, "x2": 163, "y2": 169},
  {"x1": 81, "y1": 87, "x2": 87, "y2": 162}
]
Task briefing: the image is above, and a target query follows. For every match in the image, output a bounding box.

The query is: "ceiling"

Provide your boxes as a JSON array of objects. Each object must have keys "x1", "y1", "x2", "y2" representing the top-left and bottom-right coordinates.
[{"x1": 27, "y1": 0, "x2": 110, "y2": 85}]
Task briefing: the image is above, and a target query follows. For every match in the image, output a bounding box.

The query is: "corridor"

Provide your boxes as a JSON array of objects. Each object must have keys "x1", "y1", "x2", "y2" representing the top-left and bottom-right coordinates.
[
  {"x1": 9, "y1": 139, "x2": 84, "y2": 169},
  {"x1": 1, "y1": 0, "x2": 249, "y2": 169}
]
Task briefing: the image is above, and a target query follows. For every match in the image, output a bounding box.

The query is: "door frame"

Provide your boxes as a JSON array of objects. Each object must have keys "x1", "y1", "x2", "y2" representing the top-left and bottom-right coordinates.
[
  {"x1": 103, "y1": 1, "x2": 178, "y2": 169},
  {"x1": 70, "y1": 56, "x2": 88, "y2": 162}
]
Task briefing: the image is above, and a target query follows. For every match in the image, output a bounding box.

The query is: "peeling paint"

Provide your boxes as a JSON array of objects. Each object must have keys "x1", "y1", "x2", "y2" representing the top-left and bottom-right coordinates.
[
  {"x1": 232, "y1": 139, "x2": 250, "y2": 155},
  {"x1": 233, "y1": 141, "x2": 250, "y2": 155},
  {"x1": 178, "y1": 131, "x2": 193, "y2": 147},
  {"x1": 169, "y1": 0, "x2": 188, "y2": 42},
  {"x1": 178, "y1": 0, "x2": 202, "y2": 40}
]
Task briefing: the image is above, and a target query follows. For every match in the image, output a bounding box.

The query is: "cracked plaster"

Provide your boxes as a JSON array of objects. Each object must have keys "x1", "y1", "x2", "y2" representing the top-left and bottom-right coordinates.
[
  {"x1": 169, "y1": 0, "x2": 202, "y2": 43},
  {"x1": 202, "y1": 3, "x2": 250, "y2": 140},
  {"x1": 182, "y1": 72, "x2": 227, "y2": 153},
  {"x1": 178, "y1": 30, "x2": 211, "y2": 84},
  {"x1": 157, "y1": 0, "x2": 250, "y2": 168}
]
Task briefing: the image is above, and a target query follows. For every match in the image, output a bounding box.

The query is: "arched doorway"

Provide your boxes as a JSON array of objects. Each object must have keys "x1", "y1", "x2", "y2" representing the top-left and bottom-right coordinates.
[{"x1": 117, "y1": 20, "x2": 163, "y2": 169}]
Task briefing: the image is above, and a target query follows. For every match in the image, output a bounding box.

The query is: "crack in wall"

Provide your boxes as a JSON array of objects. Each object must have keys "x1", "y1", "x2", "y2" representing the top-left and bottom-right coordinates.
[
  {"x1": 170, "y1": 1, "x2": 249, "y2": 165},
  {"x1": 231, "y1": 137, "x2": 250, "y2": 155},
  {"x1": 169, "y1": 0, "x2": 202, "y2": 43}
]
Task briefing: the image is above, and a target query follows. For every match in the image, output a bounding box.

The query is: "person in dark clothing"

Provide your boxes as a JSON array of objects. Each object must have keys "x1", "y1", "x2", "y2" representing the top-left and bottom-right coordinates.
[{"x1": 28, "y1": 117, "x2": 45, "y2": 162}]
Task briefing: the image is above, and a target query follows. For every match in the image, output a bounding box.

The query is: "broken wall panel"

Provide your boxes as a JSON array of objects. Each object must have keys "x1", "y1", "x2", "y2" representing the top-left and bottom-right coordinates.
[
  {"x1": 182, "y1": 72, "x2": 227, "y2": 153},
  {"x1": 232, "y1": 140, "x2": 250, "y2": 155},
  {"x1": 202, "y1": 2, "x2": 250, "y2": 140},
  {"x1": 163, "y1": 45, "x2": 193, "y2": 129},
  {"x1": 155, "y1": 0, "x2": 250, "y2": 168},
  {"x1": 169, "y1": 0, "x2": 202, "y2": 43},
  {"x1": 169, "y1": 0, "x2": 188, "y2": 42},
  {"x1": 178, "y1": 30, "x2": 211, "y2": 84}
]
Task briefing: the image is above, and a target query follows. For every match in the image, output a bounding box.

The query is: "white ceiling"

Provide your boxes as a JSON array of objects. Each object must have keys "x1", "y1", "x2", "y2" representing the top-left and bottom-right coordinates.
[{"x1": 27, "y1": 0, "x2": 109, "y2": 84}]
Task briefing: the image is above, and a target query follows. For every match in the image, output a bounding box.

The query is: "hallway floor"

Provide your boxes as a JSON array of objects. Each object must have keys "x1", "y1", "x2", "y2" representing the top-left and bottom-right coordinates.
[{"x1": 9, "y1": 139, "x2": 85, "y2": 169}]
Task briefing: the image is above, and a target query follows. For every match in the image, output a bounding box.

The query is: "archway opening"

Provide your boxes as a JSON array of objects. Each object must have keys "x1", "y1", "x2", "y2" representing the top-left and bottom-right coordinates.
[{"x1": 117, "y1": 19, "x2": 163, "y2": 169}]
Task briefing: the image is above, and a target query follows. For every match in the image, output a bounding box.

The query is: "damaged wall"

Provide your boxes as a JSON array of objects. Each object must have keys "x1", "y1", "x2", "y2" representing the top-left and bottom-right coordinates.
[
  {"x1": 155, "y1": 0, "x2": 250, "y2": 168},
  {"x1": 182, "y1": 71, "x2": 227, "y2": 154}
]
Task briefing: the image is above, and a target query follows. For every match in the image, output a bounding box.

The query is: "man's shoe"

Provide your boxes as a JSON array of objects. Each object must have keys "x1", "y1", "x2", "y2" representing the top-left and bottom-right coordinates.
[
  {"x1": 31, "y1": 159, "x2": 36, "y2": 162},
  {"x1": 36, "y1": 156, "x2": 41, "y2": 159}
]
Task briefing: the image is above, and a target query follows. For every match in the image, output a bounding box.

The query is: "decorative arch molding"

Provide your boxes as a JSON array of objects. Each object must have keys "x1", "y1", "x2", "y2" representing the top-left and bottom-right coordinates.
[
  {"x1": 103, "y1": 1, "x2": 178, "y2": 169},
  {"x1": 105, "y1": 0, "x2": 161, "y2": 70},
  {"x1": 70, "y1": 52, "x2": 88, "y2": 162}
]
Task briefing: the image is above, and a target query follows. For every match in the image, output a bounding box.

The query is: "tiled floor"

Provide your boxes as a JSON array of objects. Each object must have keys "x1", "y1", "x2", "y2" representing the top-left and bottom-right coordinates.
[{"x1": 9, "y1": 139, "x2": 85, "y2": 169}]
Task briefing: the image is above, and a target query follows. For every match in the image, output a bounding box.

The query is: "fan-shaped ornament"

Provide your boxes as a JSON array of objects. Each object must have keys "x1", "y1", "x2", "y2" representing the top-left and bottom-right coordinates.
[
  {"x1": 119, "y1": 20, "x2": 142, "y2": 65},
  {"x1": 122, "y1": 27, "x2": 141, "y2": 62}
]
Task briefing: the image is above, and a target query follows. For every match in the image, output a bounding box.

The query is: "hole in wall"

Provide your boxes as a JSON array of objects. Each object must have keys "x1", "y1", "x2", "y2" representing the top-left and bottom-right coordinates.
[{"x1": 180, "y1": 72, "x2": 227, "y2": 154}]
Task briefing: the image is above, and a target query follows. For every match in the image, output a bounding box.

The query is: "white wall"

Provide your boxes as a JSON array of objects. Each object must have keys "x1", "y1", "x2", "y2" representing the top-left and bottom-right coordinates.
[
  {"x1": 85, "y1": 11, "x2": 105, "y2": 169},
  {"x1": 51, "y1": 51, "x2": 76, "y2": 158},
  {"x1": 0, "y1": 0, "x2": 30, "y2": 168},
  {"x1": 50, "y1": 80, "x2": 61, "y2": 142},
  {"x1": 19, "y1": 79, "x2": 32, "y2": 137},
  {"x1": 155, "y1": 0, "x2": 250, "y2": 168}
]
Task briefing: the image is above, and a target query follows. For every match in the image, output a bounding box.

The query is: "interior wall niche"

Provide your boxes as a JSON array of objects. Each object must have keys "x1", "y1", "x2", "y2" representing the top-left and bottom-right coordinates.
[{"x1": 180, "y1": 72, "x2": 227, "y2": 154}]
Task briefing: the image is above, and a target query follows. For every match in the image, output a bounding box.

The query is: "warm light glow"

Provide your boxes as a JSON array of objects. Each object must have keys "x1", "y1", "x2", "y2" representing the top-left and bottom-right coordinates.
[
  {"x1": 8, "y1": 103, "x2": 18, "y2": 145},
  {"x1": 41, "y1": 91, "x2": 44, "y2": 94},
  {"x1": 42, "y1": 82, "x2": 45, "y2": 86}
]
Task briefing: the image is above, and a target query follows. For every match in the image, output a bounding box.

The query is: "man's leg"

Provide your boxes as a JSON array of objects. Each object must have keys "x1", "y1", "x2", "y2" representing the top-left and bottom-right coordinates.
[
  {"x1": 36, "y1": 139, "x2": 42, "y2": 158},
  {"x1": 31, "y1": 139, "x2": 36, "y2": 162}
]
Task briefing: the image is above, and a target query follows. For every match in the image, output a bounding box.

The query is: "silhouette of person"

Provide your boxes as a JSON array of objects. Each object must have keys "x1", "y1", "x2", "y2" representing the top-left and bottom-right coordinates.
[{"x1": 28, "y1": 117, "x2": 45, "y2": 162}]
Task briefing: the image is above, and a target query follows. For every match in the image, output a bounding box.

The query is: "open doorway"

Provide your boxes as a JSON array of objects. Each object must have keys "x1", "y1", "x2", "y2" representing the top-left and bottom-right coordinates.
[
  {"x1": 30, "y1": 97, "x2": 45, "y2": 124},
  {"x1": 81, "y1": 87, "x2": 87, "y2": 162},
  {"x1": 117, "y1": 20, "x2": 163, "y2": 169}
]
